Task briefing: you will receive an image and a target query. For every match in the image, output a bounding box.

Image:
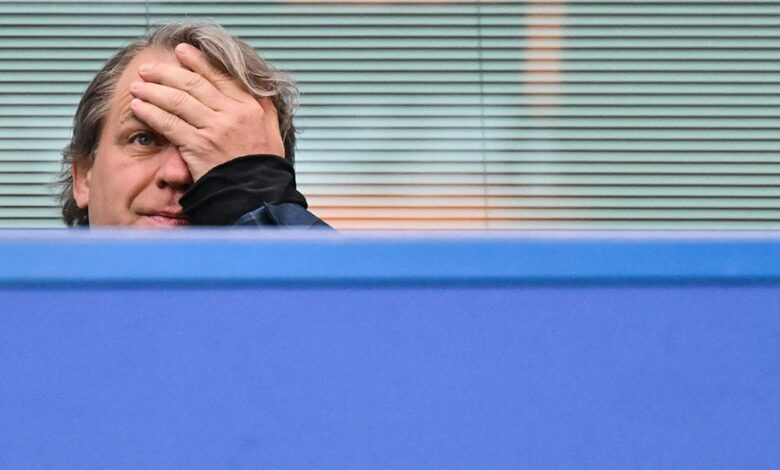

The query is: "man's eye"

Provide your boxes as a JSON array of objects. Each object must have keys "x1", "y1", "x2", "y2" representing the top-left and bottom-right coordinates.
[{"x1": 131, "y1": 132, "x2": 156, "y2": 147}]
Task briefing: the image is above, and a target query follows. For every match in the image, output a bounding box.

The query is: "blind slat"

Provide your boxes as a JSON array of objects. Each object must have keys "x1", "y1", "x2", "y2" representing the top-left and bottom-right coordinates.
[{"x1": 2, "y1": 1, "x2": 779, "y2": 229}]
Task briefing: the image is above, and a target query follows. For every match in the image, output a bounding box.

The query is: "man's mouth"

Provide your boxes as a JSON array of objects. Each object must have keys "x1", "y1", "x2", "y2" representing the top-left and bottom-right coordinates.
[{"x1": 145, "y1": 212, "x2": 191, "y2": 226}]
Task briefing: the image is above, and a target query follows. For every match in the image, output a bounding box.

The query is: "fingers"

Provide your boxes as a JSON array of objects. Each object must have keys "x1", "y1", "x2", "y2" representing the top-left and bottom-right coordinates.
[
  {"x1": 129, "y1": 43, "x2": 284, "y2": 176},
  {"x1": 129, "y1": 81, "x2": 213, "y2": 129},
  {"x1": 129, "y1": 97, "x2": 194, "y2": 148},
  {"x1": 257, "y1": 96, "x2": 283, "y2": 151},
  {"x1": 137, "y1": 60, "x2": 226, "y2": 110},
  {"x1": 174, "y1": 43, "x2": 250, "y2": 102}
]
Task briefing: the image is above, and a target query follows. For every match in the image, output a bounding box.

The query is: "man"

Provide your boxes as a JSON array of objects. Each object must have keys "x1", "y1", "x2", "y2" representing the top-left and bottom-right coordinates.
[{"x1": 59, "y1": 22, "x2": 329, "y2": 228}]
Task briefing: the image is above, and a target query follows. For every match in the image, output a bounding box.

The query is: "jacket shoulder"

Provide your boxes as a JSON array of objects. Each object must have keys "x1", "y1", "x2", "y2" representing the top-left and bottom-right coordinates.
[{"x1": 234, "y1": 203, "x2": 332, "y2": 228}]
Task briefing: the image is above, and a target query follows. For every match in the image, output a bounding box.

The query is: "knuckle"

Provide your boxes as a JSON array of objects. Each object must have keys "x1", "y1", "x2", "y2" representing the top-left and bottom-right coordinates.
[
  {"x1": 197, "y1": 126, "x2": 216, "y2": 142},
  {"x1": 182, "y1": 73, "x2": 204, "y2": 91},
  {"x1": 237, "y1": 104, "x2": 254, "y2": 120},
  {"x1": 223, "y1": 114, "x2": 240, "y2": 130},
  {"x1": 160, "y1": 112, "x2": 178, "y2": 133},
  {"x1": 168, "y1": 90, "x2": 188, "y2": 112},
  {"x1": 211, "y1": 70, "x2": 230, "y2": 84},
  {"x1": 189, "y1": 136, "x2": 207, "y2": 155}
]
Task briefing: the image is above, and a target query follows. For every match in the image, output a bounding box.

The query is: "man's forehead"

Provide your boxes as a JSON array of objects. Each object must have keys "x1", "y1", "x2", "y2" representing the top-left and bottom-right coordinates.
[
  {"x1": 108, "y1": 47, "x2": 179, "y2": 121},
  {"x1": 117, "y1": 47, "x2": 179, "y2": 87}
]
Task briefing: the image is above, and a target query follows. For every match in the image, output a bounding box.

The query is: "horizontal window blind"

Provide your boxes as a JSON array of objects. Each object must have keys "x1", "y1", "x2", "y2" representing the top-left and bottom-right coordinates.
[
  {"x1": 1, "y1": 1, "x2": 779, "y2": 229},
  {"x1": 0, "y1": 1, "x2": 147, "y2": 228}
]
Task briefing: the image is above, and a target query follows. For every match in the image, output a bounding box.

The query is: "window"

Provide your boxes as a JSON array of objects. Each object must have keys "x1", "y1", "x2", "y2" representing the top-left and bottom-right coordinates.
[{"x1": 2, "y1": 0, "x2": 778, "y2": 229}]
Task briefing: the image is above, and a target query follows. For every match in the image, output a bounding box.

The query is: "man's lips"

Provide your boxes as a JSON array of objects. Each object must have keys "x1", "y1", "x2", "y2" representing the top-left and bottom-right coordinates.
[{"x1": 144, "y1": 212, "x2": 191, "y2": 226}]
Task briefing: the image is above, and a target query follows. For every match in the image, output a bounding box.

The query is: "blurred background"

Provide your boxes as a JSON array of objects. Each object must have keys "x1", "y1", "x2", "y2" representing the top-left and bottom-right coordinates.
[{"x1": 1, "y1": 0, "x2": 779, "y2": 230}]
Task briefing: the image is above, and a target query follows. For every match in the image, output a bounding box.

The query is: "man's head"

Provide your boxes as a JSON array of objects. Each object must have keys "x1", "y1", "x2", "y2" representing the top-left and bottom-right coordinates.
[{"x1": 59, "y1": 22, "x2": 298, "y2": 226}]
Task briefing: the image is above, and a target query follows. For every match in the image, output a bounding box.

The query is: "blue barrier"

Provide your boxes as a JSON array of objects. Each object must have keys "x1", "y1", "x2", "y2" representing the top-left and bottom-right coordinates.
[{"x1": 1, "y1": 231, "x2": 778, "y2": 469}]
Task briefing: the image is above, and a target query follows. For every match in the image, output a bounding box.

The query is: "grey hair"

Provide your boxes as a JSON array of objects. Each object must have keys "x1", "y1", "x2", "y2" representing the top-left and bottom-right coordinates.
[{"x1": 59, "y1": 22, "x2": 299, "y2": 226}]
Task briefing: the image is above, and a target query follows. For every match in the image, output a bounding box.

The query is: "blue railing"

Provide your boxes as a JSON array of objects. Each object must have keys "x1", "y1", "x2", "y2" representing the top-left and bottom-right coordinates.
[{"x1": 1, "y1": 231, "x2": 778, "y2": 469}]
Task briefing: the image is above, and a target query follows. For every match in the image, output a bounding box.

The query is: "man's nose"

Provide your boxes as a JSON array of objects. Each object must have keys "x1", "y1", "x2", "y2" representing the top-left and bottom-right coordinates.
[{"x1": 155, "y1": 145, "x2": 192, "y2": 190}]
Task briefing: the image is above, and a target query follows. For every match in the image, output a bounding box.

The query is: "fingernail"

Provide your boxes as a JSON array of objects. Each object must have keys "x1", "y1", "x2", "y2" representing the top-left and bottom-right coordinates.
[
  {"x1": 129, "y1": 81, "x2": 141, "y2": 92},
  {"x1": 130, "y1": 98, "x2": 142, "y2": 108},
  {"x1": 139, "y1": 64, "x2": 151, "y2": 74},
  {"x1": 175, "y1": 43, "x2": 189, "y2": 55}
]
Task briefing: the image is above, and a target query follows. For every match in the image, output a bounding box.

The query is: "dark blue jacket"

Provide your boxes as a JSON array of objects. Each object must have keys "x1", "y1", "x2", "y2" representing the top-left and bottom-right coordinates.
[{"x1": 235, "y1": 202, "x2": 330, "y2": 228}]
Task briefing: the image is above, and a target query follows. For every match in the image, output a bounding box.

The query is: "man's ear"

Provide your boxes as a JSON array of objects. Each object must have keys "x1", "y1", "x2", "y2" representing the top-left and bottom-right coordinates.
[{"x1": 72, "y1": 159, "x2": 92, "y2": 209}]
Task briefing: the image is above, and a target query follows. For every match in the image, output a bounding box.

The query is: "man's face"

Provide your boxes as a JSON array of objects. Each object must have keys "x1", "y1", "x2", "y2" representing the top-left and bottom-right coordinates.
[{"x1": 72, "y1": 47, "x2": 192, "y2": 227}]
